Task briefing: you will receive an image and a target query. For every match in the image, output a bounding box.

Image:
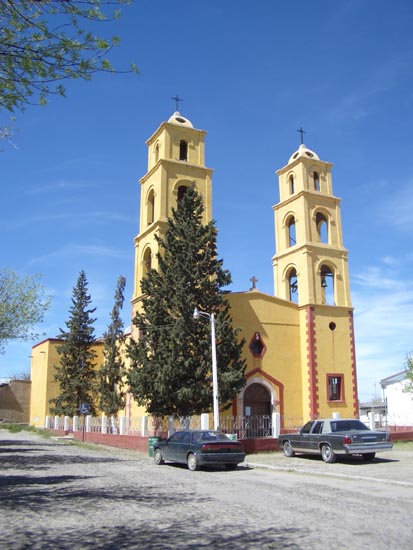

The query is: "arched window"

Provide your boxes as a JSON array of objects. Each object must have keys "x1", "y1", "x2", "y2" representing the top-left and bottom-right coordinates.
[
  {"x1": 314, "y1": 171, "x2": 320, "y2": 191},
  {"x1": 287, "y1": 216, "x2": 296, "y2": 247},
  {"x1": 289, "y1": 175, "x2": 295, "y2": 195},
  {"x1": 288, "y1": 267, "x2": 298, "y2": 303},
  {"x1": 320, "y1": 264, "x2": 334, "y2": 305},
  {"x1": 179, "y1": 140, "x2": 188, "y2": 161},
  {"x1": 143, "y1": 248, "x2": 152, "y2": 278},
  {"x1": 154, "y1": 142, "x2": 160, "y2": 163},
  {"x1": 177, "y1": 185, "x2": 188, "y2": 201},
  {"x1": 316, "y1": 212, "x2": 328, "y2": 244},
  {"x1": 147, "y1": 190, "x2": 155, "y2": 226}
]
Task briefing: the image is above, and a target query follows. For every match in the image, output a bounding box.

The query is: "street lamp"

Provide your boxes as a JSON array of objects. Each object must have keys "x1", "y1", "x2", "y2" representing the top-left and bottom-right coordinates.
[{"x1": 193, "y1": 307, "x2": 219, "y2": 430}]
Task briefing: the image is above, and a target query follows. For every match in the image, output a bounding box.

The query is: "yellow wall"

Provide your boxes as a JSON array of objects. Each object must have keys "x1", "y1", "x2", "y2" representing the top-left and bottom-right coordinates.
[
  {"x1": 297, "y1": 305, "x2": 357, "y2": 423},
  {"x1": 30, "y1": 338, "x2": 104, "y2": 427},
  {"x1": 229, "y1": 291, "x2": 304, "y2": 425},
  {"x1": 228, "y1": 292, "x2": 357, "y2": 429}
]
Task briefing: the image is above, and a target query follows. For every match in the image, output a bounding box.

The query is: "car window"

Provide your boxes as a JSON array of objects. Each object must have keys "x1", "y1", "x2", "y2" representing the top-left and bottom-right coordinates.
[
  {"x1": 192, "y1": 431, "x2": 230, "y2": 442},
  {"x1": 331, "y1": 420, "x2": 369, "y2": 432},
  {"x1": 169, "y1": 432, "x2": 185, "y2": 442},
  {"x1": 312, "y1": 421, "x2": 324, "y2": 434},
  {"x1": 202, "y1": 432, "x2": 220, "y2": 441},
  {"x1": 181, "y1": 432, "x2": 190, "y2": 444},
  {"x1": 348, "y1": 420, "x2": 369, "y2": 431},
  {"x1": 301, "y1": 421, "x2": 314, "y2": 434}
]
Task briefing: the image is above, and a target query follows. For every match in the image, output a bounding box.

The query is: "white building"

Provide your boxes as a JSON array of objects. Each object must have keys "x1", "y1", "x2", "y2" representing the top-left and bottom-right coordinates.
[{"x1": 380, "y1": 370, "x2": 413, "y2": 428}]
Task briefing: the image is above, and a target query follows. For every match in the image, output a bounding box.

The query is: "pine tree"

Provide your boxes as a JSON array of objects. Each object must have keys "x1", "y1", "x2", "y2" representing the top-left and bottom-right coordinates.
[
  {"x1": 127, "y1": 185, "x2": 246, "y2": 418},
  {"x1": 50, "y1": 271, "x2": 97, "y2": 416},
  {"x1": 97, "y1": 275, "x2": 127, "y2": 416}
]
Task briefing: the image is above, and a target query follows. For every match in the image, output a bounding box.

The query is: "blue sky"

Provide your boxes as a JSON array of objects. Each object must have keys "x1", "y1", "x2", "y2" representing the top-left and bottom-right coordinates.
[{"x1": 1, "y1": 0, "x2": 412, "y2": 403}]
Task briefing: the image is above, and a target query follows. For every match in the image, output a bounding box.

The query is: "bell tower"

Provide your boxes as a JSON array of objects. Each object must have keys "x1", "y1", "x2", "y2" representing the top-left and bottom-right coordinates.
[
  {"x1": 272, "y1": 142, "x2": 358, "y2": 420},
  {"x1": 131, "y1": 112, "x2": 214, "y2": 321},
  {"x1": 272, "y1": 143, "x2": 351, "y2": 308}
]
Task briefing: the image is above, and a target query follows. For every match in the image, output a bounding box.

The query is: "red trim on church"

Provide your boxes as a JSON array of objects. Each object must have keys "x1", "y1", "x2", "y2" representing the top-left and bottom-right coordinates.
[
  {"x1": 306, "y1": 306, "x2": 319, "y2": 418},
  {"x1": 348, "y1": 310, "x2": 359, "y2": 417}
]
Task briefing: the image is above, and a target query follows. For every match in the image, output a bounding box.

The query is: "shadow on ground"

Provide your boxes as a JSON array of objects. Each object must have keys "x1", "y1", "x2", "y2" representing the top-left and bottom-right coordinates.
[
  {"x1": 290, "y1": 454, "x2": 399, "y2": 465},
  {"x1": 2, "y1": 524, "x2": 306, "y2": 549},
  {"x1": 0, "y1": 439, "x2": 124, "y2": 470}
]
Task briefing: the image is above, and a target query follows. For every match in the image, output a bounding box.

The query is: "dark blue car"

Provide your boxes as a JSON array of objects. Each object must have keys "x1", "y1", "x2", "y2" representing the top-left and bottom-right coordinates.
[{"x1": 153, "y1": 430, "x2": 246, "y2": 471}]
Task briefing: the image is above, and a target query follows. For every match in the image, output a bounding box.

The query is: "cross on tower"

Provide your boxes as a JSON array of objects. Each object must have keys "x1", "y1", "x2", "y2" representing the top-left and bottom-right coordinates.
[
  {"x1": 250, "y1": 276, "x2": 258, "y2": 290},
  {"x1": 297, "y1": 126, "x2": 306, "y2": 145},
  {"x1": 171, "y1": 95, "x2": 183, "y2": 111}
]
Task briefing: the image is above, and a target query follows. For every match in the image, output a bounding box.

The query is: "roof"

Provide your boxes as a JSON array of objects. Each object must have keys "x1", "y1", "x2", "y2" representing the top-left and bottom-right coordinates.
[
  {"x1": 288, "y1": 143, "x2": 320, "y2": 164},
  {"x1": 380, "y1": 370, "x2": 408, "y2": 387},
  {"x1": 167, "y1": 111, "x2": 193, "y2": 128}
]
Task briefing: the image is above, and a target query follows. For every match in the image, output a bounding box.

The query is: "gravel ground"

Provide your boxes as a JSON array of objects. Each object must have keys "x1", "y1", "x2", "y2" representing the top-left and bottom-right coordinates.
[{"x1": 1, "y1": 430, "x2": 413, "y2": 549}]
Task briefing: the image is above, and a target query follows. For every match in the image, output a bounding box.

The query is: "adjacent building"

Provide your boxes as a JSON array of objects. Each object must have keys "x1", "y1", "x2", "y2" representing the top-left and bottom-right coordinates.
[{"x1": 381, "y1": 370, "x2": 413, "y2": 428}]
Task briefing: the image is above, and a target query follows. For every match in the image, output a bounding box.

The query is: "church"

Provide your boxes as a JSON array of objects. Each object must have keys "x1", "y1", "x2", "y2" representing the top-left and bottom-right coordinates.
[{"x1": 30, "y1": 110, "x2": 358, "y2": 432}]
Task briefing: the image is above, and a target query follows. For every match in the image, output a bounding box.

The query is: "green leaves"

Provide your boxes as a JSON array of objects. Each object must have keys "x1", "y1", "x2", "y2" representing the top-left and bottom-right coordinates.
[
  {"x1": 404, "y1": 354, "x2": 413, "y2": 395},
  {"x1": 0, "y1": 268, "x2": 50, "y2": 353},
  {"x1": 0, "y1": 0, "x2": 138, "y2": 116},
  {"x1": 127, "y1": 186, "x2": 246, "y2": 418}
]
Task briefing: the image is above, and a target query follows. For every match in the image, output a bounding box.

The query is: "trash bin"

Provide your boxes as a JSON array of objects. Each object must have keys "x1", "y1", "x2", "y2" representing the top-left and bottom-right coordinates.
[{"x1": 148, "y1": 436, "x2": 160, "y2": 457}]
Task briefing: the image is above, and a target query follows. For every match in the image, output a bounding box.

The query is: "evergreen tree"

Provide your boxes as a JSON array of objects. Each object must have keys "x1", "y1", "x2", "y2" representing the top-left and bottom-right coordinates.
[
  {"x1": 50, "y1": 271, "x2": 97, "y2": 416},
  {"x1": 127, "y1": 185, "x2": 246, "y2": 418},
  {"x1": 97, "y1": 275, "x2": 127, "y2": 416}
]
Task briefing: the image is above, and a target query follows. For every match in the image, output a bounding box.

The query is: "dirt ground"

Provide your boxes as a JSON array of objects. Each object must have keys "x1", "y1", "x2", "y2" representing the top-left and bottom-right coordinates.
[{"x1": 1, "y1": 430, "x2": 412, "y2": 549}]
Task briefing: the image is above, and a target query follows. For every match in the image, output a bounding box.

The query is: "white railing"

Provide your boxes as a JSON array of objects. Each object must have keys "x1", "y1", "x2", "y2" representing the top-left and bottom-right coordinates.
[
  {"x1": 45, "y1": 412, "x2": 284, "y2": 438},
  {"x1": 45, "y1": 413, "x2": 206, "y2": 437}
]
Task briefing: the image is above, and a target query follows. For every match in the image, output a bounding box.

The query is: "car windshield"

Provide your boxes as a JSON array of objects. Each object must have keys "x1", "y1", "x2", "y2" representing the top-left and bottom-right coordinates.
[
  {"x1": 192, "y1": 431, "x2": 230, "y2": 442},
  {"x1": 331, "y1": 420, "x2": 369, "y2": 432}
]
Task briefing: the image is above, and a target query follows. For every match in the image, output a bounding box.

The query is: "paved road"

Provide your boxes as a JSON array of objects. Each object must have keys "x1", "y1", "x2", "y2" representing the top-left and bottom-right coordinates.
[{"x1": 1, "y1": 430, "x2": 413, "y2": 549}]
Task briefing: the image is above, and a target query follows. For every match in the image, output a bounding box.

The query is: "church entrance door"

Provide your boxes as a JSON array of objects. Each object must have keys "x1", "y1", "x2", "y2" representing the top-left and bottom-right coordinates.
[
  {"x1": 244, "y1": 383, "x2": 271, "y2": 416},
  {"x1": 243, "y1": 383, "x2": 272, "y2": 437}
]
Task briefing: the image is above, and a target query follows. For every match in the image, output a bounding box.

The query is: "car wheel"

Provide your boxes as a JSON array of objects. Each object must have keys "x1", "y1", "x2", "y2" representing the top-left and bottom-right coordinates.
[
  {"x1": 362, "y1": 452, "x2": 376, "y2": 461},
  {"x1": 283, "y1": 441, "x2": 295, "y2": 458},
  {"x1": 153, "y1": 448, "x2": 164, "y2": 465},
  {"x1": 187, "y1": 453, "x2": 199, "y2": 471},
  {"x1": 225, "y1": 464, "x2": 237, "y2": 471},
  {"x1": 321, "y1": 444, "x2": 337, "y2": 463}
]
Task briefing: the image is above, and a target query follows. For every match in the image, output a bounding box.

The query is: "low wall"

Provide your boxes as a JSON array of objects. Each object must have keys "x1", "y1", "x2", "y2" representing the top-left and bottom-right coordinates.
[
  {"x1": 0, "y1": 380, "x2": 31, "y2": 424},
  {"x1": 52, "y1": 429, "x2": 150, "y2": 453},
  {"x1": 240, "y1": 437, "x2": 279, "y2": 453},
  {"x1": 390, "y1": 431, "x2": 413, "y2": 442}
]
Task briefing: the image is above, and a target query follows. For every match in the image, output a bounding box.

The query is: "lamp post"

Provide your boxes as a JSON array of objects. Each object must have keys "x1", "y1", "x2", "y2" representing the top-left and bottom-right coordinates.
[{"x1": 193, "y1": 307, "x2": 219, "y2": 430}]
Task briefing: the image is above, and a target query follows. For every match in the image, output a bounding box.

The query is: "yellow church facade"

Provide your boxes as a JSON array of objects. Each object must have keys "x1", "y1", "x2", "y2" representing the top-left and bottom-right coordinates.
[{"x1": 30, "y1": 110, "x2": 358, "y2": 431}]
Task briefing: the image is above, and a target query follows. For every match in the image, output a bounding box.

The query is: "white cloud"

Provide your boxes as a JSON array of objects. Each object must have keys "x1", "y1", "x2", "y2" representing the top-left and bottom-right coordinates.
[
  {"x1": 2, "y1": 210, "x2": 135, "y2": 230},
  {"x1": 331, "y1": 55, "x2": 412, "y2": 123},
  {"x1": 380, "y1": 180, "x2": 413, "y2": 230},
  {"x1": 29, "y1": 243, "x2": 130, "y2": 266},
  {"x1": 352, "y1": 259, "x2": 413, "y2": 400},
  {"x1": 25, "y1": 179, "x2": 94, "y2": 195}
]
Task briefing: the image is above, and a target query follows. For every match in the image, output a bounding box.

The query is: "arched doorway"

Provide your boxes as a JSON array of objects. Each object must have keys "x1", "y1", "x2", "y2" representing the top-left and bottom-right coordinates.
[
  {"x1": 244, "y1": 383, "x2": 271, "y2": 416},
  {"x1": 243, "y1": 383, "x2": 272, "y2": 437}
]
